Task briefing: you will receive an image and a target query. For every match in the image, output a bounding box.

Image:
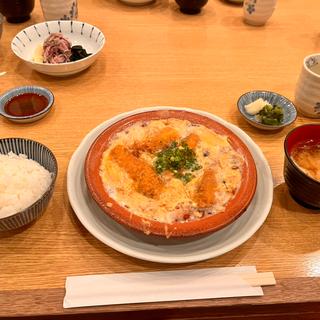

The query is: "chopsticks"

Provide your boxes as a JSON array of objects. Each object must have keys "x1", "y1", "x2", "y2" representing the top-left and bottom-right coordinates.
[{"x1": 241, "y1": 272, "x2": 276, "y2": 287}]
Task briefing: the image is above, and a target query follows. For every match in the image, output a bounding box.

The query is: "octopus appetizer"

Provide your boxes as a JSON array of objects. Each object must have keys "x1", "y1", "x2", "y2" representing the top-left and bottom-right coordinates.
[{"x1": 33, "y1": 33, "x2": 91, "y2": 64}]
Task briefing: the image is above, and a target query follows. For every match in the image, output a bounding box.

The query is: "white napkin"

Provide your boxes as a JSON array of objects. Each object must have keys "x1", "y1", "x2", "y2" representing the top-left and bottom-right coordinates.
[{"x1": 63, "y1": 266, "x2": 263, "y2": 308}]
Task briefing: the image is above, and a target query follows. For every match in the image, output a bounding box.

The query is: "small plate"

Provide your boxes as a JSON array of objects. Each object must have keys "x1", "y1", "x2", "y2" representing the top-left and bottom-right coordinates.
[
  {"x1": 0, "y1": 86, "x2": 54, "y2": 123},
  {"x1": 237, "y1": 90, "x2": 297, "y2": 131},
  {"x1": 67, "y1": 106, "x2": 273, "y2": 263},
  {"x1": 11, "y1": 20, "x2": 105, "y2": 77}
]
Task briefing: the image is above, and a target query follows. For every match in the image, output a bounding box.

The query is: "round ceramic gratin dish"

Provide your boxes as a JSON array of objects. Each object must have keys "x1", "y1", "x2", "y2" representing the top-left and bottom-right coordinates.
[
  {"x1": 11, "y1": 20, "x2": 105, "y2": 76},
  {"x1": 85, "y1": 110, "x2": 257, "y2": 238}
]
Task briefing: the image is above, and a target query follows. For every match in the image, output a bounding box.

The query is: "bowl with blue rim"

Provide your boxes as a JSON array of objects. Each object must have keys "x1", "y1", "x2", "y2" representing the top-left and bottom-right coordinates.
[
  {"x1": 11, "y1": 20, "x2": 105, "y2": 77},
  {"x1": 0, "y1": 85, "x2": 54, "y2": 123},
  {"x1": 0, "y1": 137, "x2": 58, "y2": 231},
  {"x1": 237, "y1": 90, "x2": 297, "y2": 131}
]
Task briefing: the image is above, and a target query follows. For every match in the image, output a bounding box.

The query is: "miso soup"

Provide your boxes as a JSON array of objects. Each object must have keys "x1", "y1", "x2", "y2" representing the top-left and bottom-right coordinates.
[{"x1": 291, "y1": 140, "x2": 320, "y2": 182}]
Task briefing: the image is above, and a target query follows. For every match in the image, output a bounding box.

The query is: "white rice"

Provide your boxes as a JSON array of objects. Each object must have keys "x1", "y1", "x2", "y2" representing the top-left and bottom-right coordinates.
[{"x1": 0, "y1": 152, "x2": 52, "y2": 218}]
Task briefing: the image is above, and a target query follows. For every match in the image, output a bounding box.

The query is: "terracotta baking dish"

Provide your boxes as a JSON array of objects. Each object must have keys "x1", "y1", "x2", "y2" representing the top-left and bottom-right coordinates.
[{"x1": 85, "y1": 110, "x2": 257, "y2": 237}]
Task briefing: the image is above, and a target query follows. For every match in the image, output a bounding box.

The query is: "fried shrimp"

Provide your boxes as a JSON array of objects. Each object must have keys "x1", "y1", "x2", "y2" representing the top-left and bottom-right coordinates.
[
  {"x1": 183, "y1": 133, "x2": 200, "y2": 149},
  {"x1": 133, "y1": 127, "x2": 179, "y2": 153},
  {"x1": 194, "y1": 169, "x2": 217, "y2": 208},
  {"x1": 110, "y1": 145, "x2": 164, "y2": 198}
]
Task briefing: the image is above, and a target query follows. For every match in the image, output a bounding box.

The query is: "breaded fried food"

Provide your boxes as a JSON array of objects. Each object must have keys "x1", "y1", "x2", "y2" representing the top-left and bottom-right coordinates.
[
  {"x1": 194, "y1": 169, "x2": 216, "y2": 208},
  {"x1": 183, "y1": 133, "x2": 200, "y2": 149},
  {"x1": 133, "y1": 127, "x2": 179, "y2": 153},
  {"x1": 110, "y1": 145, "x2": 164, "y2": 199}
]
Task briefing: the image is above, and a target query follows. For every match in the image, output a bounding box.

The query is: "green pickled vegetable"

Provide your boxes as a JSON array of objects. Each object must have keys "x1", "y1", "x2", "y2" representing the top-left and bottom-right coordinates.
[
  {"x1": 256, "y1": 104, "x2": 284, "y2": 125},
  {"x1": 154, "y1": 141, "x2": 202, "y2": 184}
]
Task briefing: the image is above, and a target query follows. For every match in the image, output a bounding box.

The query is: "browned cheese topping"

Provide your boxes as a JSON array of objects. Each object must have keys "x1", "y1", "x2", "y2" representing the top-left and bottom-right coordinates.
[
  {"x1": 194, "y1": 169, "x2": 217, "y2": 208},
  {"x1": 110, "y1": 145, "x2": 164, "y2": 199},
  {"x1": 133, "y1": 127, "x2": 179, "y2": 154},
  {"x1": 183, "y1": 133, "x2": 200, "y2": 149},
  {"x1": 100, "y1": 119, "x2": 243, "y2": 224}
]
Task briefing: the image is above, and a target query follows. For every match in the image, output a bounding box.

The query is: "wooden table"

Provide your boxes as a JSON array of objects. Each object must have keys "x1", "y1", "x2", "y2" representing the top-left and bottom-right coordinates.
[{"x1": 1, "y1": 0, "x2": 320, "y2": 318}]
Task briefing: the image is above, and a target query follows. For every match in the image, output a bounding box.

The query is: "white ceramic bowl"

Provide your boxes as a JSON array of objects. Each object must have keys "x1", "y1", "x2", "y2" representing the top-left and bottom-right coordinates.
[
  {"x1": 0, "y1": 138, "x2": 58, "y2": 231},
  {"x1": 11, "y1": 20, "x2": 105, "y2": 76},
  {"x1": 295, "y1": 53, "x2": 320, "y2": 118},
  {"x1": 243, "y1": 0, "x2": 277, "y2": 26}
]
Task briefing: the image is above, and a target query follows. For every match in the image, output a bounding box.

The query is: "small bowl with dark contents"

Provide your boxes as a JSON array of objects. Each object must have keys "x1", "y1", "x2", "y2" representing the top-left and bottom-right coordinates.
[
  {"x1": 0, "y1": 86, "x2": 54, "y2": 123},
  {"x1": 284, "y1": 124, "x2": 320, "y2": 210},
  {"x1": 175, "y1": 0, "x2": 208, "y2": 14}
]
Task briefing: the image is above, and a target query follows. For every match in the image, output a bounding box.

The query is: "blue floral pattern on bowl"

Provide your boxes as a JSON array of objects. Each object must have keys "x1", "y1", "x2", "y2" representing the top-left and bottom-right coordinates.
[
  {"x1": 237, "y1": 90, "x2": 297, "y2": 131},
  {"x1": 306, "y1": 56, "x2": 318, "y2": 70},
  {"x1": 60, "y1": 1, "x2": 78, "y2": 20},
  {"x1": 245, "y1": 0, "x2": 257, "y2": 14}
]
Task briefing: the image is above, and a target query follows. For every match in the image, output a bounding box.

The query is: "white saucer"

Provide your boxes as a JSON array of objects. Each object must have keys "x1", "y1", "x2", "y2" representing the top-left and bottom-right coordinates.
[{"x1": 67, "y1": 107, "x2": 273, "y2": 264}]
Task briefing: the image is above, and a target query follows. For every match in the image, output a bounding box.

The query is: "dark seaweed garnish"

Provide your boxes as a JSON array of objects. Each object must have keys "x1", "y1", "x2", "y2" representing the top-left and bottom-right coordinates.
[{"x1": 70, "y1": 45, "x2": 92, "y2": 62}]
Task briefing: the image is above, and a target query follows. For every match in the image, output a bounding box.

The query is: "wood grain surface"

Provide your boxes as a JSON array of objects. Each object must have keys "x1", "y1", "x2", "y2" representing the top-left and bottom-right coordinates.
[{"x1": 0, "y1": 0, "x2": 320, "y2": 317}]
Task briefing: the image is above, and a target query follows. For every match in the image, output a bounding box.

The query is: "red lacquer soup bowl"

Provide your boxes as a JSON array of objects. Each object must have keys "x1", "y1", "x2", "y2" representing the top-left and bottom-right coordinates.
[
  {"x1": 284, "y1": 124, "x2": 320, "y2": 209},
  {"x1": 85, "y1": 110, "x2": 257, "y2": 237}
]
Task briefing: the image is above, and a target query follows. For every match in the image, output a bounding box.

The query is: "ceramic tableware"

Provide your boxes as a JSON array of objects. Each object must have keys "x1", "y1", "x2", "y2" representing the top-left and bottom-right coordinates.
[
  {"x1": 0, "y1": 13, "x2": 3, "y2": 39},
  {"x1": 67, "y1": 106, "x2": 273, "y2": 263},
  {"x1": 119, "y1": 0, "x2": 156, "y2": 6},
  {"x1": 11, "y1": 20, "x2": 105, "y2": 77},
  {"x1": 0, "y1": 138, "x2": 57, "y2": 231},
  {"x1": 237, "y1": 90, "x2": 297, "y2": 131},
  {"x1": 85, "y1": 109, "x2": 257, "y2": 238},
  {"x1": 0, "y1": 0, "x2": 34, "y2": 23},
  {"x1": 0, "y1": 86, "x2": 54, "y2": 123},
  {"x1": 175, "y1": 0, "x2": 208, "y2": 14},
  {"x1": 284, "y1": 124, "x2": 320, "y2": 209},
  {"x1": 226, "y1": 0, "x2": 243, "y2": 4},
  {"x1": 243, "y1": 0, "x2": 277, "y2": 26},
  {"x1": 295, "y1": 53, "x2": 320, "y2": 118},
  {"x1": 40, "y1": 0, "x2": 77, "y2": 21}
]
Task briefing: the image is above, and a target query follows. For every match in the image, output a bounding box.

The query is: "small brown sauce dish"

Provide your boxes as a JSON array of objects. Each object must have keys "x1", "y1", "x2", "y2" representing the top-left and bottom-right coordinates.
[{"x1": 0, "y1": 86, "x2": 54, "y2": 123}]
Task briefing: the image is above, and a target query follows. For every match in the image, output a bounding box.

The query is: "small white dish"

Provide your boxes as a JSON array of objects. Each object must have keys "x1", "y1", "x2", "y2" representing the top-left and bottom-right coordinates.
[
  {"x1": 11, "y1": 20, "x2": 105, "y2": 77},
  {"x1": 67, "y1": 106, "x2": 273, "y2": 264}
]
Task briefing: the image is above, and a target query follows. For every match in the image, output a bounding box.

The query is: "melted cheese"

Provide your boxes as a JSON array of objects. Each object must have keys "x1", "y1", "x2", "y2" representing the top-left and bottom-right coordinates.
[{"x1": 100, "y1": 119, "x2": 243, "y2": 223}]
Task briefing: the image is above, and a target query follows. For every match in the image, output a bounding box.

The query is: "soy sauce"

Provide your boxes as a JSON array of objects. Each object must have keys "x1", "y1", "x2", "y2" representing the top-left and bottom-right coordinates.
[{"x1": 4, "y1": 93, "x2": 48, "y2": 117}]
